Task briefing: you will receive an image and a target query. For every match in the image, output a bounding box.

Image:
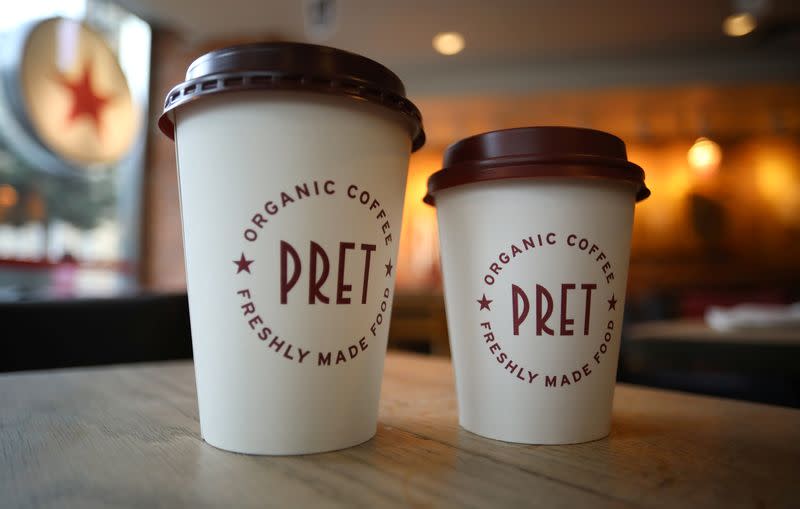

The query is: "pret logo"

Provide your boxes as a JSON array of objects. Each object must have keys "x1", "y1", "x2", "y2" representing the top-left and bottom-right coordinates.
[
  {"x1": 231, "y1": 179, "x2": 396, "y2": 369},
  {"x1": 475, "y1": 232, "x2": 622, "y2": 388}
]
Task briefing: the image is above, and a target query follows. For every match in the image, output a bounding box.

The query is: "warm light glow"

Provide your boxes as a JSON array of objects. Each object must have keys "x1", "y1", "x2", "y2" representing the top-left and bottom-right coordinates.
[
  {"x1": 723, "y1": 12, "x2": 757, "y2": 37},
  {"x1": 432, "y1": 32, "x2": 465, "y2": 55},
  {"x1": 397, "y1": 149, "x2": 442, "y2": 290},
  {"x1": 753, "y1": 141, "x2": 800, "y2": 225},
  {"x1": 0, "y1": 184, "x2": 18, "y2": 208},
  {"x1": 687, "y1": 137, "x2": 722, "y2": 175}
]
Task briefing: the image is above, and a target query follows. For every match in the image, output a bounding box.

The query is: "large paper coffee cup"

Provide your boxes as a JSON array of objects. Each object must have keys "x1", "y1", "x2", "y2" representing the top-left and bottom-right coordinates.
[
  {"x1": 425, "y1": 127, "x2": 649, "y2": 444},
  {"x1": 159, "y1": 43, "x2": 424, "y2": 455}
]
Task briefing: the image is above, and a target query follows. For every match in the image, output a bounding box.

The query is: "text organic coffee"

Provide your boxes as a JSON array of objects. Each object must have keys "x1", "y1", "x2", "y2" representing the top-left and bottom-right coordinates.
[
  {"x1": 426, "y1": 127, "x2": 649, "y2": 445},
  {"x1": 160, "y1": 42, "x2": 424, "y2": 455}
]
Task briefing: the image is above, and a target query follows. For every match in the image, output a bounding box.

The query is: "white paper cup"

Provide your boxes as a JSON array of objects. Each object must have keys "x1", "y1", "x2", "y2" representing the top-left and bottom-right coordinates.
[
  {"x1": 425, "y1": 127, "x2": 649, "y2": 444},
  {"x1": 159, "y1": 43, "x2": 424, "y2": 455}
]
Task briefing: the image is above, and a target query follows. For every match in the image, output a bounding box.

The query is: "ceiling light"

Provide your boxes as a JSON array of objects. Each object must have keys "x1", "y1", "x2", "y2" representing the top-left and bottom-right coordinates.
[
  {"x1": 687, "y1": 137, "x2": 722, "y2": 175},
  {"x1": 723, "y1": 12, "x2": 757, "y2": 37},
  {"x1": 432, "y1": 32, "x2": 465, "y2": 56}
]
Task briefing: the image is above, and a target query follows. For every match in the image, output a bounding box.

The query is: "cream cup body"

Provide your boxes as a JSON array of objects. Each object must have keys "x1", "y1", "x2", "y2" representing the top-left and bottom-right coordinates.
[
  {"x1": 173, "y1": 91, "x2": 411, "y2": 454},
  {"x1": 435, "y1": 177, "x2": 636, "y2": 444}
]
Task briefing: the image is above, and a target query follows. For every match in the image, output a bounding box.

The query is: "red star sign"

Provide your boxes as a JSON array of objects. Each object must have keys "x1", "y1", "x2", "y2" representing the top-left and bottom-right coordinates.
[
  {"x1": 385, "y1": 259, "x2": 393, "y2": 277},
  {"x1": 477, "y1": 294, "x2": 493, "y2": 311},
  {"x1": 234, "y1": 253, "x2": 254, "y2": 274},
  {"x1": 608, "y1": 294, "x2": 618, "y2": 311},
  {"x1": 57, "y1": 61, "x2": 111, "y2": 133}
]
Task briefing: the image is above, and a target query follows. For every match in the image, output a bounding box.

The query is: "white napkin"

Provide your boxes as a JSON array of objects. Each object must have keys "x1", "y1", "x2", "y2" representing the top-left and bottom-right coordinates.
[{"x1": 705, "y1": 302, "x2": 800, "y2": 332}]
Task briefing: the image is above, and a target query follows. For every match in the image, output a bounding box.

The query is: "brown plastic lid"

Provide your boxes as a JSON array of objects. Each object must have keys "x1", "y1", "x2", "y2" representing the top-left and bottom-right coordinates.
[
  {"x1": 424, "y1": 126, "x2": 649, "y2": 205},
  {"x1": 158, "y1": 42, "x2": 425, "y2": 151}
]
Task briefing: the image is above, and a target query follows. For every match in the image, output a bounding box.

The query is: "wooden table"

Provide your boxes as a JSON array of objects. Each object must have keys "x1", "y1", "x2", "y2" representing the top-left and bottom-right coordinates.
[{"x1": 2, "y1": 353, "x2": 798, "y2": 508}]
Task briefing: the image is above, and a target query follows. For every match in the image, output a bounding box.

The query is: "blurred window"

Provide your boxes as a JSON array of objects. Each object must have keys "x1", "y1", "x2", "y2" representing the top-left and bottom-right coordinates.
[{"x1": 0, "y1": 0, "x2": 150, "y2": 299}]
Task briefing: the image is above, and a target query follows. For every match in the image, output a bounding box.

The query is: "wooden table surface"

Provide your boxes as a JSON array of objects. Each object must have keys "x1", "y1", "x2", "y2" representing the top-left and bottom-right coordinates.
[{"x1": 2, "y1": 353, "x2": 798, "y2": 508}]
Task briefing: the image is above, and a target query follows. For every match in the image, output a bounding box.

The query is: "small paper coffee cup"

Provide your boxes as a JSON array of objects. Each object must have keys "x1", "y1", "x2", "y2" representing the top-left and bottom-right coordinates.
[{"x1": 425, "y1": 127, "x2": 649, "y2": 444}]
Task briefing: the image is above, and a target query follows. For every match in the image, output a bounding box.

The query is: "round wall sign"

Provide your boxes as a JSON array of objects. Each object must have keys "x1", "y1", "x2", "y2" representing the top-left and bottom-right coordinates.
[{"x1": 0, "y1": 17, "x2": 138, "y2": 173}]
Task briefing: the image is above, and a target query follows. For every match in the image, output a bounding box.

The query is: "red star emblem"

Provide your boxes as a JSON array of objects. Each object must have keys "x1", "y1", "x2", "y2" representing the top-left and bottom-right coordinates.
[
  {"x1": 234, "y1": 253, "x2": 254, "y2": 274},
  {"x1": 385, "y1": 259, "x2": 393, "y2": 277},
  {"x1": 57, "y1": 61, "x2": 111, "y2": 134},
  {"x1": 477, "y1": 294, "x2": 493, "y2": 311},
  {"x1": 608, "y1": 294, "x2": 618, "y2": 311}
]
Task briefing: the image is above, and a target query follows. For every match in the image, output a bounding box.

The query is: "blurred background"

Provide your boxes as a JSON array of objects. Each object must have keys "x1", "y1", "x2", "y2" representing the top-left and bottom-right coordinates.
[{"x1": 1, "y1": 1, "x2": 799, "y2": 405}]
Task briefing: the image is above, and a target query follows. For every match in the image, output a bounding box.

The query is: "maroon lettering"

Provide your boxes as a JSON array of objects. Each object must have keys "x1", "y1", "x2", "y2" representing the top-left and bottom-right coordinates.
[
  {"x1": 536, "y1": 284, "x2": 554, "y2": 336},
  {"x1": 309, "y1": 241, "x2": 330, "y2": 304},
  {"x1": 252, "y1": 213, "x2": 267, "y2": 228},
  {"x1": 511, "y1": 284, "x2": 529, "y2": 336},
  {"x1": 248, "y1": 316, "x2": 263, "y2": 329},
  {"x1": 280, "y1": 192, "x2": 294, "y2": 207},
  {"x1": 360, "y1": 243, "x2": 376, "y2": 304},
  {"x1": 522, "y1": 236, "x2": 536, "y2": 250},
  {"x1": 319, "y1": 352, "x2": 332, "y2": 366},
  {"x1": 295, "y1": 183, "x2": 310, "y2": 199},
  {"x1": 336, "y1": 242, "x2": 355, "y2": 304},
  {"x1": 582, "y1": 283, "x2": 596, "y2": 334},
  {"x1": 348, "y1": 345, "x2": 359, "y2": 359},
  {"x1": 505, "y1": 359, "x2": 518, "y2": 373},
  {"x1": 280, "y1": 241, "x2": 301, "y2": 304},
  {"x1": 269, "y1": 336, "x2": 284, "y2": 352},
  {"x1": 560, "y1": 283, "x2": 576, "y2": 335}
]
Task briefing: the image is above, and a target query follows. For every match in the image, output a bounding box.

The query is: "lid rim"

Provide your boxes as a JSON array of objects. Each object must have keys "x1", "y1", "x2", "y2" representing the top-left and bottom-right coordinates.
[
  {"x1": 425, "y1": 126, "x2": 648, "y2": 205},
  {"x1": 424, "y1": 161, "x2": 651, "y2": 205},
  {"x1": 158, "y1": 43, "x2": 425, "y2": 152}
]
